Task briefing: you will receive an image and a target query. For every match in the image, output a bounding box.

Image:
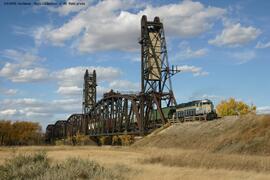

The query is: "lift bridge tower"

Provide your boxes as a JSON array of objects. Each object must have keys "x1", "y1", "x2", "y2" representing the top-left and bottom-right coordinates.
[
  {"x1": 83, "y1": 69, "x2": 97, "y2": 114},
  {"x1": 140, "y1": 15, "x2": 180, "y2": 129}
]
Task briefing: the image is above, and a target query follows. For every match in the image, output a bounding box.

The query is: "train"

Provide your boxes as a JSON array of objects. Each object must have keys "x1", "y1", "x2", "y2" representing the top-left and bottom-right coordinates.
[
  {"x1": 175, "y1": 99, "x2": 217, "y2": 121},
  {"x1": 151, "y1": 99, "x2": 217, "y2": 122},
  {"x1": 45, "y1": 99, "x2": 217, "y2": 142}
]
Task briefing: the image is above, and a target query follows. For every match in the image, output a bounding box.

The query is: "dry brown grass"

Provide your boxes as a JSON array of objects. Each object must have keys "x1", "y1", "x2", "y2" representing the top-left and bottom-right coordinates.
[
  {"x1": 134, "y1": 114, "x2": 270, "y2": 155},
  {"x1": 141, "y1": 147, "x2": 270, "y2": 172},
  {"x1": 0, "y1": 152, "x2": 126, "y2": 180},
  {"x1": 1, "y1": 115, "x2": 270, "y2": 179},
  {"x1": 1, "y1": 146, "x2": 270, "y2": 180}
]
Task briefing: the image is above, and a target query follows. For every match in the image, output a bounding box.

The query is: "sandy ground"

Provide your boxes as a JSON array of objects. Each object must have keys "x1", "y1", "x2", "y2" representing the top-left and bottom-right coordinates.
[{"x1": 1, "y1": 146, "x2": 270, "y2": 180}]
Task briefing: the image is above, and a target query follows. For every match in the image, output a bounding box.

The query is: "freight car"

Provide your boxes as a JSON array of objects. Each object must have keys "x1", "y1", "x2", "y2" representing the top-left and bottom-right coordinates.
[
  {"x1": 151, "y1": 107, "x2": 175, "y2": 121},
  {"x1": 175, "y1": 99, "x2": 217, "y2": 121}
]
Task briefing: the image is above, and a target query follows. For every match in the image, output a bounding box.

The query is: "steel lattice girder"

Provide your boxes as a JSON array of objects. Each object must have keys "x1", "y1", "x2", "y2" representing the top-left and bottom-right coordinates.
[
  {"x1": 84, "y1": 91, "x2": 172, "y2": 136},
  {"x1": 83, "y1": 70, "x2": 97, "y2": 114},
  {"x1": 66, "y1": 114, "x2": 85, "y2": 137},
  {"x1": 87, "y1": 93, "x2": 141, "y2": 136},
  {"x1": 45, "y1": 15, "x2": 180, "y2": 140},
  {"x1": 139, "y1": 15, "x2": 177, "y2": 131}
]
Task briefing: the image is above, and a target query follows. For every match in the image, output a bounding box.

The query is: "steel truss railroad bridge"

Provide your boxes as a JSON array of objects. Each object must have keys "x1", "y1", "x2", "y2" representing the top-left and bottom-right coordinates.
[{"x1": 46, "y1": 15, "x2": 180, "y2": 141}]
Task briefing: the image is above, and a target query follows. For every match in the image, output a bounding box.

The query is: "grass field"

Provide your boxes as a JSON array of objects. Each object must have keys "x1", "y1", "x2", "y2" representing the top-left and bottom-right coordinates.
[
  {"x1": 1, "y1": 145, "x2": 270, "y2": 180},
  {"x1": 1, "y1": 115, "x2": 270, "y2": 179}
]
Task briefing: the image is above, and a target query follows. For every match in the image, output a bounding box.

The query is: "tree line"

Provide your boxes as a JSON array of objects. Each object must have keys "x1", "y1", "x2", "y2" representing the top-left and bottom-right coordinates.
[{"x1": 0, "y1": 120, "x2": 43, "y2": 145}]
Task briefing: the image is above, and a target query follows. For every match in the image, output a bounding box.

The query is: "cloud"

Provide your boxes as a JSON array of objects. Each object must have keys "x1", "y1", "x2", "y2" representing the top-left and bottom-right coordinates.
[
  {"x1": 5, "y1": 89, "x2": 18, "y2": 95},
  {"x1": 56, "y1": 86, "x2": 82, "y2": 96},
  {"x1": 257, "y1": 106, "x2": 270, "y2": 114},
  {"x1": 96, "y1": 86, "x2": 110, "y2": 98},
  {"x1": 176, "y1": 65, "x2": 209, "y2": 76},
  {"x1": 109, "y1": 80, "x2": 139, "y2": 92},
  {"x1": 0, "y1": 49, "x2": 50, "y2": 83},
  {"x1": 1, "y1": 98, "x2": 43, "y2": 107},
  {"x1": 0, "y1": 49, "x2": 45, "y2": 67},
  {"x1": 33, "y1": 25, "x2": 54, "y2": 46},
  {"x1": 0, "y1": 64, "x2": 50, "y2": 83},
  {"x1": 189, "y1": 94, "x2": 222, "y2": 101},
  {"x1": 0, "y1": 98, "x2": 83, "y2": 128},
  {"x1": 230, "y1": 51, "x2": 256, "y2": 64},
  {"x1": 255, "y1": 41, "x2": 270, "y2": 49},
  {"x1": 54, "y1": 66, "x2": 122, "y2": 87},
  {"x1": 0, "y1": 109, "x2": 18, "y2": 116},
  {"x1": 0, "y1": 88, "x2": 18, "y2": 96},
  {"x1": 12, "y1": 68, "x2": 50, "y2": 82},
  {"x1": 54, "y1": 67, "x2": 139, "y2": 98},
  {"x1": 54, "y1": 66, "x2": 122, "y2": 99},
  {"x1": 34, "y1": 0, "x2": 225, "y2": 53},
  {"x1": 48, "y1": 0, "x2": 90, "y2": 16},
  {"x1": 143, "y1": 1, "x2": 225, "y2": 37},
  {"x1": 209, "y1": 23, "x2": 261, "y2": 47},
  {"x1": 176, "y1": 47, "x2": 208, "y2": 60}
]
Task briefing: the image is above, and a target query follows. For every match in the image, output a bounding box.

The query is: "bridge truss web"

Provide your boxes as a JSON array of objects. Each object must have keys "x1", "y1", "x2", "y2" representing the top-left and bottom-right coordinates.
[
  {"x1": 45, "y1": 15, "x2": 180, "y2": 141},
  {"x1": 85, "y1": 15, "x2": 180, "y2": 136}
]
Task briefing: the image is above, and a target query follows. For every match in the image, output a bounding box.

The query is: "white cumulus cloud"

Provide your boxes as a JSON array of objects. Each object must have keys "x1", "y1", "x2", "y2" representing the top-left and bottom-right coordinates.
[
  {"x1": 0, "y1": 98, "x2": 83, "y2": 128},
  {"x1": 176, "y1": 46, "x2": 208, "y2": 60},
  {"x1": 53, "y1": 66, "x2": 122, "y2": 99},
  {"x1": 0, "y1": 49, "x2": 50, "y2": 83},
  {"x1": 34, "y1": 0, "x2": 225, "y2": 53},
  {"x1": 12, "y1": 68, "x2": 50, "y2": 82},
  {"x1": 0, "y1": 109, "x2": 18, "y2": 116},
  {"x1": 209, "y1": 23, "x2": 261, "y2": 47},
  {"x1": 109, "y1": 80, "x2": 139, "y2": 92},
  {"x1": 54, "y1": 66, "x2": 122, "y2": 87},
  {"x1": 57, "y1": 86, "x2": 82, "y2": 96},
  {"x1": 177, "y1": 65, "x2": 209, "y2": 76}
]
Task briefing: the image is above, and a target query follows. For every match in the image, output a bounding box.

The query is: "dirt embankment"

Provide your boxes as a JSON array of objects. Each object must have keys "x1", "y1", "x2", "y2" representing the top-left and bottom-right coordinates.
[{"x1": 133, "y1": 114, "x2": 270, "y2": 155}]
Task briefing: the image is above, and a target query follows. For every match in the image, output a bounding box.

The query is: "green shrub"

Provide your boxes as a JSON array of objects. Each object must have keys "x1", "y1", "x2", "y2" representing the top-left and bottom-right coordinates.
[
  {"x1": 39, "y1": 158, "x2": 122, "y2": 180},
  {"x1": 0, "y1": 152, "x2": 48, "y2": 180}
]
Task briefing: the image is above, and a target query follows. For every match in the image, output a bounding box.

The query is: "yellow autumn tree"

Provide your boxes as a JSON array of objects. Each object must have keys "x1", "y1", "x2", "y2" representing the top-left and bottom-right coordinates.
[
  {"x1": 216, "y1": 98, "x2": 256, "y2": 117},
  {"x1": 0, "y1": 120, "x2": 43, "y2": 145}
]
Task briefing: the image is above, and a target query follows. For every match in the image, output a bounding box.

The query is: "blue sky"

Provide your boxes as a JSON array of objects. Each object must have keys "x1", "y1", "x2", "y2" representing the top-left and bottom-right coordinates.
[{"x1": 0, "y1": 0, "x2": 270, "y2": 128}]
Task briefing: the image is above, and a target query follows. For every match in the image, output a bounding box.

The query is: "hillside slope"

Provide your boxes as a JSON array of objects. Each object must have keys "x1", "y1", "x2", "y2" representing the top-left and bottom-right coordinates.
[{"x1": 133, "y1": 114, "x2": 270, "y2": 155}]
